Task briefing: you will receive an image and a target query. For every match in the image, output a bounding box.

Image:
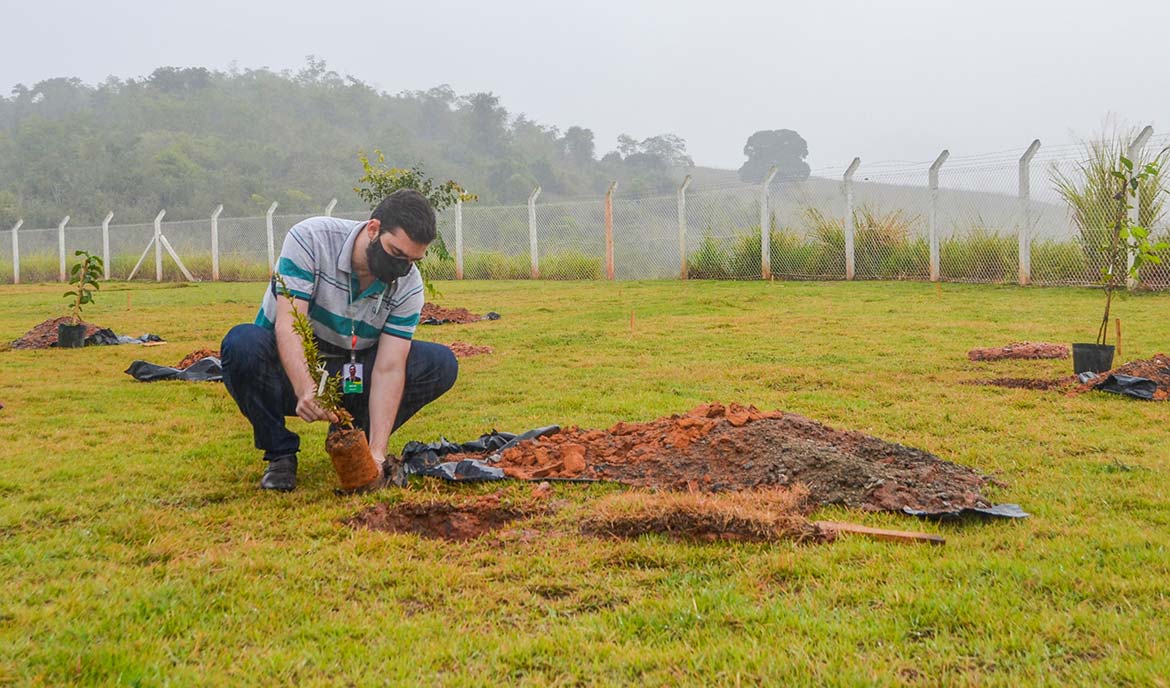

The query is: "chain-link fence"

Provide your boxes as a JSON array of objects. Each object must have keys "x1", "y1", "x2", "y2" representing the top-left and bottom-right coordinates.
[{"x1": 5, "y1": 132, "x2": 1170, "y2": 288}]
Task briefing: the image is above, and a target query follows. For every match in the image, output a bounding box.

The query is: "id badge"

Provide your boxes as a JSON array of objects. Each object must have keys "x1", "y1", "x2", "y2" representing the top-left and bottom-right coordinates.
[{"x1": 342, "y1": 363, "x2": 364, "y2": 394}]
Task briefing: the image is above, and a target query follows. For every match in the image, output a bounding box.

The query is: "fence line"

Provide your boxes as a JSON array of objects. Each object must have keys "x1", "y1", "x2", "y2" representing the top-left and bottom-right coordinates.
[{"x1": 5, "y1": 130, "x2": 1170, "y2": 288}]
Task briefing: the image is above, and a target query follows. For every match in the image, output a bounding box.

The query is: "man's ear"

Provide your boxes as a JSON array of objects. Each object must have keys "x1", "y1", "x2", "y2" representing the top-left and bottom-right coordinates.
[{"x1": 366, "y1": 219, "x2": 382, "y2": 239}]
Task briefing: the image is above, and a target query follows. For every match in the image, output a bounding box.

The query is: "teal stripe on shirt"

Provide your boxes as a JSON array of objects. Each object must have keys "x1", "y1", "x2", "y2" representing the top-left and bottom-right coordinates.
[
  {"x1": 308, "y1": 303, "x2": 384, "y2": 340},
  {"x1": 277, "y1": 257, "x2": 314, "y2": 284},
  {"x1": 386, "y1": 312, "x2": 420, "y2": 327}
]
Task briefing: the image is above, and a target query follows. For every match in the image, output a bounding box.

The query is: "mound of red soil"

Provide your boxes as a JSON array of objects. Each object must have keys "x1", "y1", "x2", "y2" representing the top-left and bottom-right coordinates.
[
  {"x1": 448, "y1": 341, "x2": 493, "y2": 358},
  {"x1": 10, "y1": 317, "x2": 102, "y2": 350},
  {"x1": 421, "y1": 303, "x2": 482, "y2": 324},
  {"x1": 968, "y1": 342, "x2": 1069, "y2": 361},
  {"x1": 1071, "y1": 354, "x2": 1170, "y2": 400},
  {"x1": 175, "y1": 348, "x2": 220, "y2": 370},
  {"x1": 347, "y1": 493, "x2": 540, "y2": 541},
  {"x1": 484, "y1": 404, "x2": 995, "y2": 514},
  {"x1": 974, "y1": 377, "x2": 1076, "y2": 391}
]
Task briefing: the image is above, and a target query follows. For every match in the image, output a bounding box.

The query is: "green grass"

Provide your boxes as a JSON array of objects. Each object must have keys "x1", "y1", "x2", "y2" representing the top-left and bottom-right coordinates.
[{"x1": 1, "y1": 280, "x2": 1169, "y2": 685}]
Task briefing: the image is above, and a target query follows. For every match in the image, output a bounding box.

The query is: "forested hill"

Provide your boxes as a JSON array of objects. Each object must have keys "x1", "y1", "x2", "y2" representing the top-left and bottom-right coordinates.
[{"x1": 0, "y1": 59, "x2": 696, "y2": 226}]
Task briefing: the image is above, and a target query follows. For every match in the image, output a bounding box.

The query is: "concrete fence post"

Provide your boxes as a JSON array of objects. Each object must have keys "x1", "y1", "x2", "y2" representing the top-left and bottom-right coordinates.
[
  {"x1": 1126, "y1": 125, "x2": 1154, "y2": 289},
  {"x1": 1018, "y1": 140, "x2": 1041, "y2": 286},
  {"x1": 10, "y1": 220, "x2": 22, "y2": 284},
  {"x1": 454, "y1": 199, "x2": 464, "y2": 280},
  {"x1": 928, "y1": 150, "x2": 950, "y2": 282},
  {"x1": 605, "y1": 181, "x2": 618, "y2": 280},
  {"x1": 153, "y1": 210, "x2": 166, "y2": 281},
  {"x1": 677, "y1": 175, "x2": 692, "y2": 280},
  {"x1": 759, "y1": 165, "x2": 778, "y2": 280},
  {"x1": 211, "y1": 204, "x2": 223, "y2": 281},
  {"x1": 528, "y1": 186, "x2": 542, "y2": 279},
  {"x1": 324, "y1": 198, "x2": 337, "y2": 217},
  {"x1": 101, "y1": 212, "x2": 113, "y2": 280},
  {"x1": 57, "y1": 215, "x2": 71, "y2": 282},
  {"x1": 843, "y1": 158, "x2": 861, "y2": 280},
  {"x1": 266, "y1": 201, "x2": 279, "y2": 271}
]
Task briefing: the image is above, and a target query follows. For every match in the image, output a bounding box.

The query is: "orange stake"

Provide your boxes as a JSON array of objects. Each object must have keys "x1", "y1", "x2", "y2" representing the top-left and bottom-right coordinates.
[{"x1": 1115, "y1": 318, "x2": 1122, "y2": 360}]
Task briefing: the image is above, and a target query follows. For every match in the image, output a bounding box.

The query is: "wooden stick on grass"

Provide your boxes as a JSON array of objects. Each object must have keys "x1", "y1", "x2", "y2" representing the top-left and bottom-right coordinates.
[{"x1": 814, "y1": 521, "x2": 945, "y2": 546}]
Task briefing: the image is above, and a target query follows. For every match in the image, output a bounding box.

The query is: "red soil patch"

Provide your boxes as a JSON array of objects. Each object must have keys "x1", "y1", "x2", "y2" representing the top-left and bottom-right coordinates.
[
  {"x1": 421, "y1": 303, "x2": 482, "y2": 324},
  {"x1": 10, "y1": 317, "x2": 102, "y2": 350},
  {"x1": 346, "y1": 493, "x2": 541, "y2": 541},
  {"x1": 448, "y1": 341, "x2": 493, "y2": 358},
  {"x1": 479, "y1": 403, "x2": 994, "y2": 514},
  {"x1": 1070, "y1": 353, "x2": 1170, "y2": 400},
  {"x1": 968, "y1": 342, "x2": 1069, "y2": 361},
  {"x1": 175, "y1": 348, "x2": 220, "y2": 369}
]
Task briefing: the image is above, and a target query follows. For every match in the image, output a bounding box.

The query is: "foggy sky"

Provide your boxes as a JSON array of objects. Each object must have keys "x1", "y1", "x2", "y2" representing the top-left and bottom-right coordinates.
[{"x1": 2, "y1": 0, "x2": 1168, "y2": 172}]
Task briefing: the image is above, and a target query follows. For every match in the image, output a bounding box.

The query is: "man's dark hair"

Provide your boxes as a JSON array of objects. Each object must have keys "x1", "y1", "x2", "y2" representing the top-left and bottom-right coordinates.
[{"x1": 370, "y1": 189, "x2": 436, "y2": 244}]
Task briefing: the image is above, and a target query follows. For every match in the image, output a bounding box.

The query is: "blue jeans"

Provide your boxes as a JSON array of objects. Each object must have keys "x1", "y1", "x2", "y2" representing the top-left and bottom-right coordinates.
[{"x1": 221, "y1": 324, "x2": 458, "y2": 460}]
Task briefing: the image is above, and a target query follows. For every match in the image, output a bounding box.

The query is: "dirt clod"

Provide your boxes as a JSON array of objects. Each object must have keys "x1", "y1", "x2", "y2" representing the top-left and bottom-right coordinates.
[
  {"x1": 347, "y1": 493, "x2": 538, "y2": 541},
  {"x1": 10, "y1": 317, "x2": 102, "y2": 350},
  {"x1": 447, "y1": 341, "x2": 493, "y2": 358},
  {"x1": 492, "y1": 403, "x2": 996, "y2": 514},
  {"x1": 967, "y1": 342, "x2": 1069, "y2": 361},
  {"x1": 175, "y1": 348, "x2": 220, "y2": 369}
]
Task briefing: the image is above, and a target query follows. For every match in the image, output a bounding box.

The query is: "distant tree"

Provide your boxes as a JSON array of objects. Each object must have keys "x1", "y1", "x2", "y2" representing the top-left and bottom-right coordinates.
[
  {"x1": 738, "y1": 129, "x2": 810, "y2": 183},
  {"x1": 561, "y1": 126, "x2": 595, "y2": 166}
]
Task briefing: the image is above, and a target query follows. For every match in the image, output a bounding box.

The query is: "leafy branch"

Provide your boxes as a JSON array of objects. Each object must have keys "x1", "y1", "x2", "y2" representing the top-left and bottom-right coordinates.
[
  {"x1": 353, "y1": 150, "x2": 477, "y2": 296},
  {"x1": 274, "y1": 274, "x2": 353, "y2": 428}
]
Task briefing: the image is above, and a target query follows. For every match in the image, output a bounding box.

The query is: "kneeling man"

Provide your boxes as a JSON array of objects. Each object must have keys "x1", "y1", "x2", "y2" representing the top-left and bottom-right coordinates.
[{"x1": 221, "y1": 189, "x2": 457, "y2": 491}]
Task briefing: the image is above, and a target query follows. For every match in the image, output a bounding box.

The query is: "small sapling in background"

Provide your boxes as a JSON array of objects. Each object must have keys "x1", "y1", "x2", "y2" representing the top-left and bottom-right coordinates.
[
  {"x1": 1073, "y1": 157, "x2": 1168, "y2": 373},
  {"x1": 58, "y1": 250, "x2": 103, "y2": 348}
]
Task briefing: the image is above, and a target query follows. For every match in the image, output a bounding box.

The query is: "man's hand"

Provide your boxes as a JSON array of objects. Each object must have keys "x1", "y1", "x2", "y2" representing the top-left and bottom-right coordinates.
[{"x1": 295, "y1": 390, "x2": 339, "y2": 424}]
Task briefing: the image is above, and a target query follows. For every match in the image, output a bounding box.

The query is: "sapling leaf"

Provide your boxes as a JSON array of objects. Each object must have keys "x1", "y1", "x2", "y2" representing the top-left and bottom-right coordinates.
[{"x1": 1120, "y1": 156, "x2": 1133, "y2": 171}]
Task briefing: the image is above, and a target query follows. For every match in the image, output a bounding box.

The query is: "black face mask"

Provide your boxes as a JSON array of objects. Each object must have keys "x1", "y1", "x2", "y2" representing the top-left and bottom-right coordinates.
[{"x1": 366, "y1": 236, "x2": 413, "y2": 283}]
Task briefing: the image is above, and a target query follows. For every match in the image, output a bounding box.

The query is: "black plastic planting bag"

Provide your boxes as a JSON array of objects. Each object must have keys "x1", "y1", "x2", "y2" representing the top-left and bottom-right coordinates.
[
  {"x1": 125, "y1": 357, "x2": 223, "y2": 382},
  {"x1": 402, "y1": 426, "x2": 561, "y2": 481},
  {"x1": 1097, "y1": 374, "x2": 1158, "y2": 400},
  {"x1": 903, "y1": 503, "x2": 1030, "y2": 520}
]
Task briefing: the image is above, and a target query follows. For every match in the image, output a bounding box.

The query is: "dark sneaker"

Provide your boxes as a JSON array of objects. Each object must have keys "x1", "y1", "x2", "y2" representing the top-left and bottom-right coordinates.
[{"x1": 260, "y1": 454, "x2": 297, "y2": 491}]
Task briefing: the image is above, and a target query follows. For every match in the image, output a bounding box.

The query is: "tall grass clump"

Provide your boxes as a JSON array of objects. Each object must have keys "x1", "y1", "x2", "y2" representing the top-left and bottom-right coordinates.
[
  {"x1": 940, "y1": 225, "x2": 1017, "y2": 282},
  {"x1": 540, "y1": 251, "x2": 603, "y2": 280},
  {"x1": 803, "y1": 205, "x2": 926, "y2": 279},
  {"x1": 1051, "y1": 128, "x2": 1169, "y2": 282},
  {"x1": 464, "y1": 251, "x2": 530, "y2": 280},
  {"x1": 686, "y1": 233, "x2": 734, "y2": 279}
]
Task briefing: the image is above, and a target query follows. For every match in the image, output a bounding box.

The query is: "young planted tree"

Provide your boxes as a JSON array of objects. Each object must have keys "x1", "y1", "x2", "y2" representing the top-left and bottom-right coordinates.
[
  {"x1": 1092, "y1": 157, "x2": 1167, "y2": 347},
  {"x1": 58, "y1": 250, "x2": 104, "y2": 348},
  {"x1": 275, "y1": 275, "x2": 383, "y2": 492}
]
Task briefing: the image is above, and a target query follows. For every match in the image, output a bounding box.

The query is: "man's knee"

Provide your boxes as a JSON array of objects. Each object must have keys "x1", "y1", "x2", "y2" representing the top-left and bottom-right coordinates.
[
  {"x1": 222, "y1": 324, "x2": 273, "y2": 365},
  {"x1": 436, "y1": 345, "x2": 459, "y2": 395}
]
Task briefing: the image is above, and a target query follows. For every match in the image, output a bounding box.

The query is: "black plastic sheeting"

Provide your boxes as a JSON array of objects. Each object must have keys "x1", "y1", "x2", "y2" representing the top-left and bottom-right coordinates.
[
  {"x1": 402, "y1": 425, "x2": 560, "y2": 481},
  {"x1": 421, "y1": 311, "x2": 501, "y2": 326},
  {"x1": 903, "y1": 503, "x2": 1029, "y2": 520},
  {"x1": 1078, "y1": 371, "x2": 1160, "y2": 400},
  {"x1": 125, "y1": 357, "x2": 223, "y2": 382},
  {"x1": 87, "y1": 329, "x2": 164, "y2": 346}
]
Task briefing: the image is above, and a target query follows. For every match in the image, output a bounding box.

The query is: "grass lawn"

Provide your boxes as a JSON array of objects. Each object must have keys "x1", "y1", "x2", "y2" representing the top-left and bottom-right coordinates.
[{"x1": 1, "y1": 279, "x2": 1168, "y2": 686}]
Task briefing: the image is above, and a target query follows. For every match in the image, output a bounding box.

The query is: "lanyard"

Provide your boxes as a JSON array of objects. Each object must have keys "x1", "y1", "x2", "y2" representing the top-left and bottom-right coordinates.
[{"x1": 347, "y1": 282, "x2": 392, "y2": 361}]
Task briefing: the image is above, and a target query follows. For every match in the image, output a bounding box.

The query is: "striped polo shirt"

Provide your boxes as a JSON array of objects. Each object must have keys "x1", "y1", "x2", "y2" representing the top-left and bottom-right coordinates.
[{"x1": 254, "y1": 216, "x2": 424, "y2": 350}]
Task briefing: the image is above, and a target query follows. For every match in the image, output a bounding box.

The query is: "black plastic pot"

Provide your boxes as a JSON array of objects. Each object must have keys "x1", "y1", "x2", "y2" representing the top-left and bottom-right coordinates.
[
  {"x1": 1071, "y1": 343, "x2": 1114, "y2": 374},
  {"x1": 57, "y1": 322, "x2": 87, "y2": 348}
]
